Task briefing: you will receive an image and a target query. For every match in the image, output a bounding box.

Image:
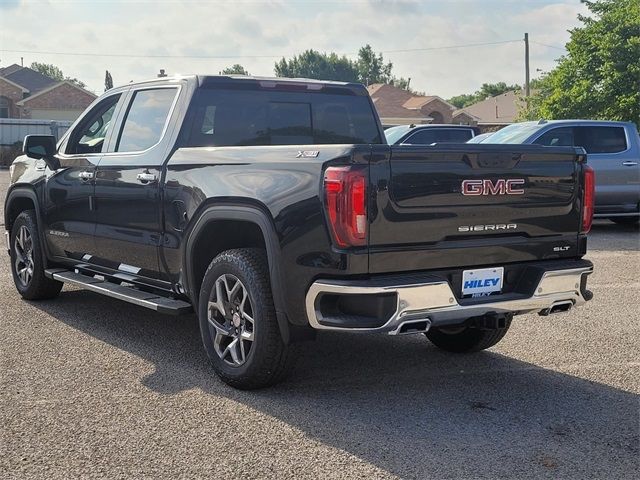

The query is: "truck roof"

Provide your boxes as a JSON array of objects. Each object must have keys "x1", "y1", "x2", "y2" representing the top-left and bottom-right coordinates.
[
  {"x1": 123, "y1": 74, "x2": 366, "y2": 93},
  {"x1": 520, "y1": 119, "x2": 636, "y2": 128}
]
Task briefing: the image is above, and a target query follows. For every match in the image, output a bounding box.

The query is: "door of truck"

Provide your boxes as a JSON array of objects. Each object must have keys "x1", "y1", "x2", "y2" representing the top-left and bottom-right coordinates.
[
  {"x1": 574, "y1": 125, "x2": 640, "y2": 214},
  {"x1": 43, "y1": 92, "x2": 125, "y2": 262},
  {"x1": 91, "y1": 85, "x2": 181, "y2": 279}
]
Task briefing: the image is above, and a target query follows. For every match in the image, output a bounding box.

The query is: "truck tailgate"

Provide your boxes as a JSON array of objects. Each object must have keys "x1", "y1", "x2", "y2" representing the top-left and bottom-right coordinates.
[{"x1": 368, "y1": 144, "x2": 585, "y2": 274}]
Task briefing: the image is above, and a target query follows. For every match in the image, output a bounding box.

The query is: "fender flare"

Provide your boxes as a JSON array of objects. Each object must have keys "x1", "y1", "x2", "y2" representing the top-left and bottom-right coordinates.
[
  {"x1": 4, "y1": 186, "x2": 50, "y2": 266},
  {"x1": 183, "y1": 204, "x2": 290, "y2": 343}
]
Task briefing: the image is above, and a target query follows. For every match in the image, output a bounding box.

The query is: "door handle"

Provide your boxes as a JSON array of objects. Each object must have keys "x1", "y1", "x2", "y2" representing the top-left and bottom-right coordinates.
[
  {"x1": 79, "y1": 171, "x2": 94, "y2": 181},
  {"x1": 622, "y1": 161, "x2": 638, "y2": 166},
  {"x1": 136, "y1": 172, "x2": 157, "y2": 183}
]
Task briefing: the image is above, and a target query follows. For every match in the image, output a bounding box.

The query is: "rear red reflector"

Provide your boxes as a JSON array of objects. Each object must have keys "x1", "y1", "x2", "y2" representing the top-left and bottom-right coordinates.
[
  {"x1": 323, "y1": 166, "x2": 367, "y2": 247},
  {"x1": 582, "y1": 165, "x2": 595, "y2": 233}
]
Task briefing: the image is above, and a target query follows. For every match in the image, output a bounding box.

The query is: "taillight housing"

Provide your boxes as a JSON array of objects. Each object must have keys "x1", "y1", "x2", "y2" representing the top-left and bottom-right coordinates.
[
  {"x1": 323, "y1": 166, "x2": 367, "y2": 247},
  {"x1": 582, "y1": 165, "x2": 595, "y2": 233}
]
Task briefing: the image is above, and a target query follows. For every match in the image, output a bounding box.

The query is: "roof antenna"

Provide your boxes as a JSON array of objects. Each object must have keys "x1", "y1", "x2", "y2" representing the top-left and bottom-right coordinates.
[{"x1": 21, "y1": 57, "x2": 24, "y2": 67}]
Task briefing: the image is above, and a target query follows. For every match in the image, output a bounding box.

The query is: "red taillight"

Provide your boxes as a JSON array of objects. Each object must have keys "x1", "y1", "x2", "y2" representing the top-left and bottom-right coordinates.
[
  {"x1": 323, "y1": 166, "x2": 367, "y2": 247},
  {"x1": 582, "y1": 165, "x2": 595, "y2": 233}
]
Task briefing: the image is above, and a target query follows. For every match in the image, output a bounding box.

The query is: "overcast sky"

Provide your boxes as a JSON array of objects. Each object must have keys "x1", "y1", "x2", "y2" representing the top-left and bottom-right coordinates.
[{"x1": 0, "y1": 0, "x2": 587, "y2": 98}]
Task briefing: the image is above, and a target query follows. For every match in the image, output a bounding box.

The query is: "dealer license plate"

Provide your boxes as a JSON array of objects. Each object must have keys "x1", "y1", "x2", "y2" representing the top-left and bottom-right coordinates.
[{"x1": 462, "y1": 267, "x2": 504, "y2": 298}]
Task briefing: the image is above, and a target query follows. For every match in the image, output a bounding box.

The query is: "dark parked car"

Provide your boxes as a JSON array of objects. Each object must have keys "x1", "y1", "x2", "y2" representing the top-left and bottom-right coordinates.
[
  {"x1": 5, "y1": 75, "x2": 594, "y2": 389},
  {"x1": 485, "y1": 120, "x2": 640, "y2": 224},
  {"x1": 385, "y1": 124, "x2": 479, "y2": 145}
]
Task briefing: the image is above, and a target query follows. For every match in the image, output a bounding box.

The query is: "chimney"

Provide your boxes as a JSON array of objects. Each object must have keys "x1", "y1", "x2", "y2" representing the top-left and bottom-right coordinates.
[{"x1": 157, "y1": 69, "x2": 167, "y2": 78}]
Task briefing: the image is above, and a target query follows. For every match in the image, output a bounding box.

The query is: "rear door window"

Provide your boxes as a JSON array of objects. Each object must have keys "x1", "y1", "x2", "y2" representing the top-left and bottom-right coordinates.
[
  {"x1": 403, "y1": 129, "x2": 438, "y2": 144},
  {"x1": 533, "y1": 127, "x2": 574, "y2": 147},
  {"x1": 116, "y1": 88, "x2": 178, "y2": 152},
  {"x1": 446, "y1": 129, "x2": 475, "y2": 142},
  {"x1": 574, "y1": 126, "x2": 627, "y2": 153},
  {"x1": 183, "y1": 88, "x2": 381, "y2": 146}
]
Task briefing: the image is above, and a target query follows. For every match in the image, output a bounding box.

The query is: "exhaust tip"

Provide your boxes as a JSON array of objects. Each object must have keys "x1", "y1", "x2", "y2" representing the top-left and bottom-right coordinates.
[
  {"x1": 539, "y1": 301, "x2": 573, "y2": 316},
  {"x1": 389, "y1": 319, "x2": 431, "y2": 335}
]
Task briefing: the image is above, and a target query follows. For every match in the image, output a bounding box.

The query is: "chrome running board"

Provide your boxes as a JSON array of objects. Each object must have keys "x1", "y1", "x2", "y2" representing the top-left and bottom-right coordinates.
[{"x1": 45, "y1": 268, "x2": 192, "y2": 315}]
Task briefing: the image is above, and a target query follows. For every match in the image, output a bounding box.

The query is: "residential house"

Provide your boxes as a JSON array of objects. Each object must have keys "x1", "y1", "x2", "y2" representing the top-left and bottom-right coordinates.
[
  {"x1": 367, "y1": 83, "x2": 468, "y2": 126},
  {"x1": 0, "y1": 64, "x2": 96, "y2": 120},
  {"x1": 457, "y1": 90, "x2": 526, "y2": 130}
]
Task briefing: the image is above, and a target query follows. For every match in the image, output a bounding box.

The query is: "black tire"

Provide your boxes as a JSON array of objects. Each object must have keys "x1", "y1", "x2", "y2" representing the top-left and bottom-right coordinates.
[
  {"x1": 10, "y1": 210, "x2": 63, "y2": 300},
  {"x1": 609, "y1": 217, "x2": 639, "y2": 225},
  {"x1": 198, "y1": 248, "x2": 294, "y2": 389},
  {"x1": 425, "y1": 318, "x2": 512, "y2": 353}
]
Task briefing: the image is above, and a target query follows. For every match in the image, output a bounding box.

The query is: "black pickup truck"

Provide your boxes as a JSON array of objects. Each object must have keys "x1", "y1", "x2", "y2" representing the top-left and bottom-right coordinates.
[{"x1": 5, "y1": 75, "x2": 594, "y2": 389}]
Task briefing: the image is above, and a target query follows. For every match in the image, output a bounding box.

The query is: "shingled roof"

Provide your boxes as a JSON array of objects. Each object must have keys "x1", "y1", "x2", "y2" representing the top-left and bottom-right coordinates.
[
  {"x1": 457, "y1": 90, "x2": 526, "y2": 125},
  {"x1": 366, "y1": 83, "x2": 456, "y2": 122},
  {"x1": 0, "y1": 64, "x2": 58, "y2": 94}
]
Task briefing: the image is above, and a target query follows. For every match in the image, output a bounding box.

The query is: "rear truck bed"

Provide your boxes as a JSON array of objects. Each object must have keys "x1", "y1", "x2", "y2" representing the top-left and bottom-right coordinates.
[{"x1": 306, "y1": 143, "x2": 594, "y2": 334}]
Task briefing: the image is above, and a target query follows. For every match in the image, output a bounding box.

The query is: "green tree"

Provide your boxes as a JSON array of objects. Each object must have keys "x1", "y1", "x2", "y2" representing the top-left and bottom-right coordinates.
[
  {"x1": 30, "y1": 62, "x2": 87, "y2": 88},
  {"x1": 274, "y1": 50, "x2": 360, "y2": 82},
  {"x1": 356, "y1": 44, "x2": 393, "y2": 84},
  {"x1": 447, "y1": 93, "x2": 478, "y2": 109},
  {"x1": 274, "y1": 44, "x2": 417, "y2": 89},
  {"x1": 519, "y1": 0, "x2": 640, "y2": 125},
  {"x1": 221, "y1": 64, "x2": 250, "y2": 75},
  {"x1": 104, "y1": 70, "x2": 113, "y2": 91}
]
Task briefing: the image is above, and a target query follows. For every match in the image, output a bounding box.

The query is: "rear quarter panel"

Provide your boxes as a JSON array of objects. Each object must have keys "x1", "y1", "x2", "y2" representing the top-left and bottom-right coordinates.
[{"x1": 162, "y1": 145, "x2": 370, "y2": 324}]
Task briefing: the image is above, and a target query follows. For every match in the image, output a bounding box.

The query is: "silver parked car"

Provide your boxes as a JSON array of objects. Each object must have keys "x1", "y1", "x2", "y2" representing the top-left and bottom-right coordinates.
[{"x1": 484, "y1": 120, "x2": 640, "y2": 224}]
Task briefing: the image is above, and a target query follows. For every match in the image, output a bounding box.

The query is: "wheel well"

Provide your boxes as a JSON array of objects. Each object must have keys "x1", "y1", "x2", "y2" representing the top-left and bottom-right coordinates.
[
  {"x1": 190, "y1": 220, "x2": 267, "y2": 298},
  {"x1": 6, "y1": 195, "x2": 36, "y2": 231}
]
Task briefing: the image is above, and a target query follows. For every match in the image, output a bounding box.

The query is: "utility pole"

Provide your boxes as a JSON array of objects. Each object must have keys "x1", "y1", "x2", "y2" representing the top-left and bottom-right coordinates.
[{"x1": 524, "y1": 32, "x2": 530, "y2": 97}]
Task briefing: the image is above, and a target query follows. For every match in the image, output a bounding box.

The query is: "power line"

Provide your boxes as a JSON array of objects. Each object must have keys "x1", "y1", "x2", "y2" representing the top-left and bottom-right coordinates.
[
  {"x1": 531, "y1": 41, "x2": 566, "y2": 51},
  {"x1": 0, "y1": 40, "x2": 522, "y2": 60}
]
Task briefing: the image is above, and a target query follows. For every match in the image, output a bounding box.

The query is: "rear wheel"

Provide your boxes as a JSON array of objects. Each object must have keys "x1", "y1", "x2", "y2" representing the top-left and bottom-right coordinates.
[
  {"x1": 198, "y1": 248, "x2": 294, "y2": 389},
  {"x1": 425, "y1": 318, "x2": 512, "y2": 353},
  {"x1": 609, "y1": 217, "x2": 639, "y2": 225},
  {"x1": 10, "y1": 210, "x2": 62, "y2": 300}
]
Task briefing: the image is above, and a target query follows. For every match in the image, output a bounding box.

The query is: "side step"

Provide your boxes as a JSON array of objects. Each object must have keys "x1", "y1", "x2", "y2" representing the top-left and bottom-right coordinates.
[{"x1": 45, "y1": 268, "x2": 193, "y2": 315}]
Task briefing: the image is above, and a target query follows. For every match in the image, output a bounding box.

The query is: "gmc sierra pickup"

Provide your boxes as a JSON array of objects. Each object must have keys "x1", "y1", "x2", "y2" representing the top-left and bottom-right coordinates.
[{"x1": 5, "y1": 75, "x2": 594, "y2": 389}]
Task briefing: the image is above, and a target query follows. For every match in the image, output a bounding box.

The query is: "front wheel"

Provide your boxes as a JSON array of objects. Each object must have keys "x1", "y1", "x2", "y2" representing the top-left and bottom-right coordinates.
[
  {"x1": 198, "y1": 248, "x2": 294, "y2": 389},
  {"x1": 10, "y1": 210, "x2": 62, "y2": 300},
  {"x1": 425, "y1": 317, "x2": 512, "y2": 353}
]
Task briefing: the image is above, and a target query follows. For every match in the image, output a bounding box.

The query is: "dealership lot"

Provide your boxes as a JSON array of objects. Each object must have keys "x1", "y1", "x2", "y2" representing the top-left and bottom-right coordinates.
[{"x1": 0, "y1": 170, "x2": 638, "y2": 479}]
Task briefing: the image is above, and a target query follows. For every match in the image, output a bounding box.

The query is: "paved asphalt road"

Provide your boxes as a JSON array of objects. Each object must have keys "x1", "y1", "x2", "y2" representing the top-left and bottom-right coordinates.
[{"x1": 0, "y1": 170, "x2": 638, "y2": 479}]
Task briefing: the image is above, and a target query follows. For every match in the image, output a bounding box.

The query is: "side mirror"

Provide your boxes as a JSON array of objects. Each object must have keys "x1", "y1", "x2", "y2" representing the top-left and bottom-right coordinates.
[{"x1": 23, "y1": 135, "x2": 60, "y2": 170}]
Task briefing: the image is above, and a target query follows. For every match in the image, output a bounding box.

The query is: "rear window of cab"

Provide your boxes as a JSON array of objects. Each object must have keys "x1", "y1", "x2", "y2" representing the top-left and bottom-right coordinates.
[{"x1": 182, "y1": 88, "x2": 382, "y2": 147}]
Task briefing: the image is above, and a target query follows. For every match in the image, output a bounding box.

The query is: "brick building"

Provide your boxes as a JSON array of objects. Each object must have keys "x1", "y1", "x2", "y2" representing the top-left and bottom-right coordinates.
[
  {"x1": 366, "y1": 83, "x2": 474, "y2": 126},
  {"x1": 0, "y1": 64, "x2": 96, "y2": 120}
]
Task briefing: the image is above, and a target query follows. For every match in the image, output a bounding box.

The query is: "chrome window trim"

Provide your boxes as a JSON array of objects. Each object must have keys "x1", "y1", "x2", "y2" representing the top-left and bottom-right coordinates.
[
  {"x1": 109, "y1": 85, "x2": 182, "y2": 156},
  {"x1": 57, "y1": 89, "x2": 128, "y2": 158}
]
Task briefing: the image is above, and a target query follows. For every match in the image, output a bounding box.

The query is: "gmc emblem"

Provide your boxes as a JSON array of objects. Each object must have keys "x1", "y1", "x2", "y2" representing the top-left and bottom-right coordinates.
[{"x1": 462, "y1": 179, "x2": 525, "y2": 196}]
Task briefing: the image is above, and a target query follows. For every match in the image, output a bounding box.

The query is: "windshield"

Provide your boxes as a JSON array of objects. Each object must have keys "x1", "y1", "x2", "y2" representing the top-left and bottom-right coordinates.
[
  {"x1": 384, "y1": 125, "x2": 412, "y2": 144},
  {"x1": 484, "y1": 122, "x2": 544, "y2": 144},
  {"x1": 467, "y1": 132, "x2": 492, "y2": 143}
]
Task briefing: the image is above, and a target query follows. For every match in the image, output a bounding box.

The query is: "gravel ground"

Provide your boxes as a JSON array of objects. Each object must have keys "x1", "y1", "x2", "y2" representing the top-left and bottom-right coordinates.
[{"x1": 0, "y1": 170, "x2": 638, "y2": 479}]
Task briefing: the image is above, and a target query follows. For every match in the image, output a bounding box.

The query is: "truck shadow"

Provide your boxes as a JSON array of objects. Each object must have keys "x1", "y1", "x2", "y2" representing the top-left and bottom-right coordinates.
[{"x1": 32, "y1": 291, "x2": 639, "y2": 479}]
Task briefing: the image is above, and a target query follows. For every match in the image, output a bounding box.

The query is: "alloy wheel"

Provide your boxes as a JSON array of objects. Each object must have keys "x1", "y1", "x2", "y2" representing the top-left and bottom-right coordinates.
[
  {"x1": 207, "y1": 274, "x2": 255, "y2": 366},
  {"x1": 14, "y1": 225, "x2": 34, "y2": 287}
]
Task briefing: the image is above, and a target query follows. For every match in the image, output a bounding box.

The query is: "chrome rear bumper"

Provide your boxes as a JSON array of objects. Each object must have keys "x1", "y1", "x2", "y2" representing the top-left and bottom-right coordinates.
[{"x1": 305, "y1": 265, "x2": 593, "y2": 334}]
